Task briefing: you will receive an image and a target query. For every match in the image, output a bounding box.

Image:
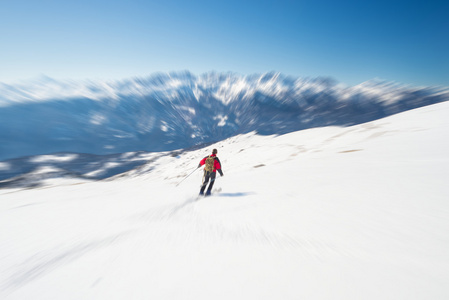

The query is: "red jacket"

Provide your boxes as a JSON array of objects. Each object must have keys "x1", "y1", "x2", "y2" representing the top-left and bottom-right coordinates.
[{"x1": 199, "y1": 154, "x2": 223, "y2": 175}]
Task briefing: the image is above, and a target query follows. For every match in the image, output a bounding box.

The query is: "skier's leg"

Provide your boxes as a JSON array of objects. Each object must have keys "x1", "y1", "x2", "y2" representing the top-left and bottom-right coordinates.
[
  {"x1": 200, "y1": 171, "x2": 210, "y2": 194},
  {"x1": 206, "y1": 172, "x2": 216, "y2": 195}
]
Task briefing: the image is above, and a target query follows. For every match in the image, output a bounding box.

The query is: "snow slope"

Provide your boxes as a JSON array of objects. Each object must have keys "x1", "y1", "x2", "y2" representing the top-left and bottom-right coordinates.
[{"x1": 1, "y1": 102, "x2": 449, "y2": 299}]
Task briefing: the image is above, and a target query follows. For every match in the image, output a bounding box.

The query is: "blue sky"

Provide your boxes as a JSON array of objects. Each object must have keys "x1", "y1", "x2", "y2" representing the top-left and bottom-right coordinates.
[{"x1": 1, "y1": 0, "x2": 448, "y2": 86}]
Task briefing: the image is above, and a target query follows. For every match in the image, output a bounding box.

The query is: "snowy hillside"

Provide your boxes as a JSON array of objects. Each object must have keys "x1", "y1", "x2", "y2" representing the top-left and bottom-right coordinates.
[
  {"x1": 1, "y1": 72, "x2": 448, "y2": 161},
  {"x1": 1, "y1": 102, "x2": 448, "y2": 299}
]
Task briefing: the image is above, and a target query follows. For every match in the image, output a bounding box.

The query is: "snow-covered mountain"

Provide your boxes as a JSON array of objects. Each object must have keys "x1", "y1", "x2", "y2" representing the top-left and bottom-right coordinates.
[
  {"x1": 1, "y1": 101, "x2": 448, "y2": 299},
  {"x1": 1, "y1": 71, "x2": 448, "y2": 161}
]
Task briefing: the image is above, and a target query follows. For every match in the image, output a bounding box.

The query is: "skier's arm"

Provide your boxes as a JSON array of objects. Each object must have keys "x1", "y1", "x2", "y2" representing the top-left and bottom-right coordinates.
[{"x1": 198, "y1": 156, "x2": 207, "y2": 168}]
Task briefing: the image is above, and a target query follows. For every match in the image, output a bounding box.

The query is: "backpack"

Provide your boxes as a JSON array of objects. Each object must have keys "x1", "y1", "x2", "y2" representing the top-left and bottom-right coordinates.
[{"x1": 204, "y1": 156, "x2": 215, "y2": 172}]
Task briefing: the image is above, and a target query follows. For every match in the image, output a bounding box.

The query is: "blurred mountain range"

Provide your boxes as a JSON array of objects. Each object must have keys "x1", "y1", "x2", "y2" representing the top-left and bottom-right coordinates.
[{"x1": 1, "y1": 71, "x2": 448, "y2": 161}]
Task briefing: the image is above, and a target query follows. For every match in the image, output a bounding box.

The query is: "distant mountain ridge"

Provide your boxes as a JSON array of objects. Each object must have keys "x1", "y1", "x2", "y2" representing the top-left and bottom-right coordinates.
[{"x1": 0, "y1": 71, "x2": 448, "y2": 161}]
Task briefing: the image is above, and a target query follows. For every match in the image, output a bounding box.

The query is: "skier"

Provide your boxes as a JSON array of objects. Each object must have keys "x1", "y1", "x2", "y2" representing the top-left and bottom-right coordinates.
[{"x1": 198, "y1": 149, "x2": 224, "y2": 196}]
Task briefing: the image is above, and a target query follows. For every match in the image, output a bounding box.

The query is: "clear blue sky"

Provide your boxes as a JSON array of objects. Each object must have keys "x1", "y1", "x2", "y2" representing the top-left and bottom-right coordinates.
[{"x1": 1, "y1": 0, "x2": 448, "y2": 86}]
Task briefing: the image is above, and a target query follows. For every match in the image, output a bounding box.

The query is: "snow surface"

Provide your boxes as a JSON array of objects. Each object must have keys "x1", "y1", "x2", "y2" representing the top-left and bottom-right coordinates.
[{"x1": 1, "y1": 102, "x2": 449, "y2": 299}]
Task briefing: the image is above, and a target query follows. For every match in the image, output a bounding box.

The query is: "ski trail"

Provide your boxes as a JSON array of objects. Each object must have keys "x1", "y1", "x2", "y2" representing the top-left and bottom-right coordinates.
[
  {"x1": 168, "y1": 196, "x2": 198, "y2": 217},
  {"x1": 1, "y1": 229, "x2": 139, "y2": 293},
  {"x1": 125, "y1": 194, "x2": 350, "y2": 258}
]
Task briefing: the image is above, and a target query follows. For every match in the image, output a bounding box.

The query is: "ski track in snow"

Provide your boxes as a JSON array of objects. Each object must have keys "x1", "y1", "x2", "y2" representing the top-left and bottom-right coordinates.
[
  {"x1": 1, "y1": 193, "x2": 347, "y2": 296},
  {"x1": 2, "y1": 230, "x2": 137, "y2": 290},
  {"x1": 130, "y1": 196, "x2": 345, "y2": 257}
]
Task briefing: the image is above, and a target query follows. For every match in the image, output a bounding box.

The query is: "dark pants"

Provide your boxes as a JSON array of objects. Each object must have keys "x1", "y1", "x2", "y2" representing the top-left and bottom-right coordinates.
[{"x1": 200, "y1": 171, "x2": 216, "y2": 194}]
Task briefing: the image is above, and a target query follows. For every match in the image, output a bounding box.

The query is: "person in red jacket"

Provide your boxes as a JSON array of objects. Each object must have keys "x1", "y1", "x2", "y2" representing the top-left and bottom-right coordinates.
[{"x1": 198, "y1": 148, "x2": 224, "y2": 196}]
